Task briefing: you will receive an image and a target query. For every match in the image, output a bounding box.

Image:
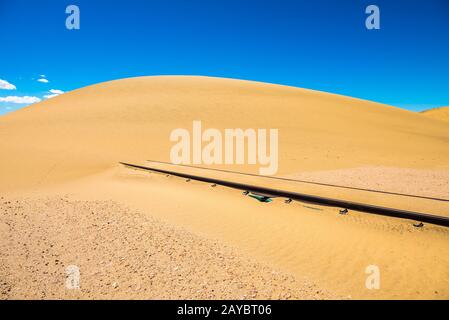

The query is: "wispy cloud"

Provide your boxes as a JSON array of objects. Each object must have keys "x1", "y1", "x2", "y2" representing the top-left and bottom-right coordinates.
[
  {"x1": 0, "y1": 96, "x2": 41, "y2": 104},
  {"x1": 44, "y1": 89, "x2": 64, "y2": 99},
  {"x1": 0, "y1": 79, "x2": 16, "y2": 90},
  {"x1": 44, "y1": 94, "x2": 58, "y2": 99},
  {"x1": 49, "y1": 89, "x2": 64, "y2": 94},
  {"x1": 37, "y1": 74, "x2": 49, "y2": 83}
]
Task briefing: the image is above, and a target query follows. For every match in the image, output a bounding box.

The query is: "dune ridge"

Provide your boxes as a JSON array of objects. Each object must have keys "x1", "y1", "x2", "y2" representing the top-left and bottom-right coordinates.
[
  {"x1": 1, "y1": 76, "x2": 448, "y2": 192},
  {"x1": 421, "y1": 106, "x2": 449, "y2": 123}
]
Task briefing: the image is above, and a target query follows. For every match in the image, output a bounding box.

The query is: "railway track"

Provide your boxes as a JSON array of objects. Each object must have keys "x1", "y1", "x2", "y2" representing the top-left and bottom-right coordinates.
[
  {"x1": 145, "y1": 159, "x2": 449, "y2": 203},
  {"x1": 120, "y1": 162, "x2": 449, "y2": 228}
]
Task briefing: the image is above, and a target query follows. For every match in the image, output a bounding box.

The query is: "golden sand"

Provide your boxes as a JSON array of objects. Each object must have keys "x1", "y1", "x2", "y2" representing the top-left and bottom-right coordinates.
[
  {"x1": 422, "y1": 106, "x2": 449, "y2": 123},
  {"x1": 1, "y1": 76, "x2": 448, "y2": 299}
]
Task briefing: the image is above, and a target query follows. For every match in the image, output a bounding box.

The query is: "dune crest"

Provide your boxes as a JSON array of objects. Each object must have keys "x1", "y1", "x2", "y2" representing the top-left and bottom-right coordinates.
[
  {"x1": 421, "y1": 106, "x2": 449, "y2": 123},
  {"x1": 1, "y1": 76, "x2": 448, "y2": 192}
]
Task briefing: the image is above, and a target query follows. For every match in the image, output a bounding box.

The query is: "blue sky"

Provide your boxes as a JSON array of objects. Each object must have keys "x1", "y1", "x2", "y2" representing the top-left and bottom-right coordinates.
[{"x1": 1, "y1": 0, "x2": 448, "y2": 115}]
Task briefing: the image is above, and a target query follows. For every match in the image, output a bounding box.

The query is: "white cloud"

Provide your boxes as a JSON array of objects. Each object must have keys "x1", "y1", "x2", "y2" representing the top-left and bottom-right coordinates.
[
  {"x1": 44, "y1": 94, "x2": 59, "y2": 99},
  {"x1": 37, "y1": 78, "x2": 49, "y2": 83},
  {"x1": 44, "y1": 89, "x2": 64, "y2": 99},
  {"x1": 0, "y1": 96, "x2": 41, "y2": 104},
  {"x1": 0, "y1": 79, "x2": 16, "y2": 90}
]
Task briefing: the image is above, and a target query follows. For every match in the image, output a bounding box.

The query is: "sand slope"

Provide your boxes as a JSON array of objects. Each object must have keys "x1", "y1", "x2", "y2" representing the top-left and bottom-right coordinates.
[
  {"x1": 1, "y1": 196, "x2": 336, "y2": 299},
  {"x1": 422, "y1": 106, "x2": 449, "y2": 123},
  {"x1": 1, "y1": 76, "x2": 449, "y2": 299},
  {"x1": 1, "y1": 76, "x2": 448, "y2": 192}
]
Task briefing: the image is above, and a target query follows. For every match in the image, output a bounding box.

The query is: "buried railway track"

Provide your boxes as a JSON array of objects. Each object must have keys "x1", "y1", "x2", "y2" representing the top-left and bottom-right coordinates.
[
  {"x1": 145, "y1": 159, "x2": 449, "y2": 203},
  {"x1": 120, "y1": 162, "x2": 449, "y2": 228}
]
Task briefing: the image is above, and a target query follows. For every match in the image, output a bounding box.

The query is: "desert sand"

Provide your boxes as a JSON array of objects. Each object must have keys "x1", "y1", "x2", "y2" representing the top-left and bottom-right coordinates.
[
  {"x1": 422, "y1": 106, "x2": 449, "y2": 123},
  {"x1": 1, "y1": 76, "x2": 449, "y2": 299}
]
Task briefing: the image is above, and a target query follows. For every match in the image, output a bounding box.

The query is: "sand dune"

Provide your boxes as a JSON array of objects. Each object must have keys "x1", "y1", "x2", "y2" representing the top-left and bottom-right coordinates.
[
  {"x1": 1, "y1": 76, "x2": 448, "y2": 191},
  {"x1": 1, "y1": 76, "x2": 449, "y2": 299},
  {"x1": 422, "y1": 106, "x2": 449, "y2": 123}
]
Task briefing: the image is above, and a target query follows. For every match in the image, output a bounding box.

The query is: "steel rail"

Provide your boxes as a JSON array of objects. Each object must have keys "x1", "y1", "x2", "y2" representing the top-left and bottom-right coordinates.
[
  {"x1": 121, "y1": 162, "x2": 449, "y2": 227},
  {"x1": 145, "y1": 159, "x2": 449, "y2": 203}
]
